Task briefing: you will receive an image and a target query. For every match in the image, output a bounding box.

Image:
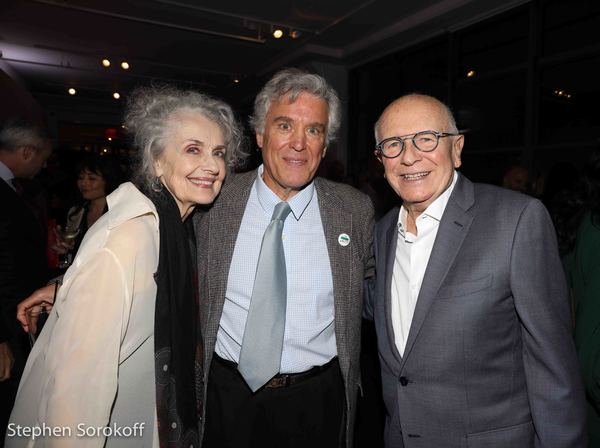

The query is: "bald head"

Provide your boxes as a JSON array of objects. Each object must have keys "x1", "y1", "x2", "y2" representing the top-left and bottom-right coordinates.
[
  {"x1": 374, "y1": 93, "x2": 464, "y2": 219},
  {"x1": 374, "y1": 94, "x2": 458, "y2": 143}
]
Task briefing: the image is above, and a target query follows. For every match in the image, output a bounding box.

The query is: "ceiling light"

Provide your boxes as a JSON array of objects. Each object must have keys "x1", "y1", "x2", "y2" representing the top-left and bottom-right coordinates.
[
  {"x1": 108, "y1": 137, "x2": 112, "y2": 141},
  {"x1": 290, "y1": 30, "x2": 300, "y2": 39},
  {"x1": 233, "y1": 79, "x2": 239, "y2": 84},
  {"x1": 273, "y1": 28, "x2": 283, "y2": 39},
  {"x1": 113, "y1": 92, "x2": 121, "y2": 99},
  {"x1": 120, "y1": 61, "x2": 130, "y2": 70},
  {"x1": 466, "y1": 70, "x2": 476, "y2": 78},
  {"x1": 68, "y1": 88, "x2": 76, "y2": 95},
  {"x1": 102, "y1": 58, "x2": 110, "y2": 67}
]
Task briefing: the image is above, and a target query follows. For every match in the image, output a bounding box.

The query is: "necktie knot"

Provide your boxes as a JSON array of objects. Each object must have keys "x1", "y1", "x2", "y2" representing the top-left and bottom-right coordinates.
[{"x1": 271, "y1": 201, "x2": 291, "y2": 222}]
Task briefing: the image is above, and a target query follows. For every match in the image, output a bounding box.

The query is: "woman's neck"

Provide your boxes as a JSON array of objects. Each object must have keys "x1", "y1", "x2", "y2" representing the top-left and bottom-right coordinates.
[{"x1": 87, "y1": 196, "x2": 107, "y2": 227}]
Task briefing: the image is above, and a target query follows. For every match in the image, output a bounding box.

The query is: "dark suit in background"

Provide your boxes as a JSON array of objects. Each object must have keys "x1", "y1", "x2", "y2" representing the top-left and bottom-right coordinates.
[{"x1": 0, "y1": 179, "x2": 48, "y2": 441}]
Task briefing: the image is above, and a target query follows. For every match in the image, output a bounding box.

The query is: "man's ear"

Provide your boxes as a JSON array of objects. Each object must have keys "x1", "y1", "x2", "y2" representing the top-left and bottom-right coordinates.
[
  {"x1": 19, "y1": 146, "x2": 35, "y2": 162},
  {"x1": 374, "y1": 150, "x2": 383, "y2": 164},
  {"x1": 256, "y1": 132, "x2": 263, "y2": 150},
  {"x1": 452, "y1": 135, "x2": 464, "y2": 169},
  {"x1": 322, "y1": 146, "x2": 327, "y2": 159}
]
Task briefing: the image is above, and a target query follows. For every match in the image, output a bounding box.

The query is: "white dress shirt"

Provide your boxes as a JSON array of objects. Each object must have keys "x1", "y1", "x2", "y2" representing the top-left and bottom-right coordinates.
[
  {"x1": 0, "y1": 160, "x2": 16, "y2": 191},
  {"x1": 391, "y1": 171, "x2": 458, "y2": 356}
]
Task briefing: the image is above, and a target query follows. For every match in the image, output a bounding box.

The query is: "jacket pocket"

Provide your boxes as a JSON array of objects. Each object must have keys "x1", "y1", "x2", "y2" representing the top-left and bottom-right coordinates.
[
  {"x1": 437, "y1": 274, "x2": 492, "y2": 299},
  {"x1": 467, "y1": 420, "x2": 534, "y2": 448}
]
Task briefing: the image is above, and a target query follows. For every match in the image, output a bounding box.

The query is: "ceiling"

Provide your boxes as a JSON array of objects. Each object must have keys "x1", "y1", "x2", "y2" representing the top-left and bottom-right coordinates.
[{"x1": 0, "y1": 0, "x2": 528, "y2": 116}]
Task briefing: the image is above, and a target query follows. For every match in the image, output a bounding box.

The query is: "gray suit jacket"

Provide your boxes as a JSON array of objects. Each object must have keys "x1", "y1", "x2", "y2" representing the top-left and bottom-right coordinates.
[
  {"x1": 365, "y1": 173, "x2": 586, "y2": 448},
  {"x1": 193, "y1": 169, "x2": 374, "y2": 447}
]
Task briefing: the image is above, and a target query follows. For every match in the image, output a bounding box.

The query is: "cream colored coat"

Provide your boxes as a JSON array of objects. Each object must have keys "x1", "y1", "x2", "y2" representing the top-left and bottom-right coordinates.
[{"x1": 7, "y1": 183, "x2": 160, "y2": 448}]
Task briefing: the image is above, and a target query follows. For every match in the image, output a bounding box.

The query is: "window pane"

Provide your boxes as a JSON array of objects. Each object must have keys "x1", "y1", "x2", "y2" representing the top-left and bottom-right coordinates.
[
  {"x1": 539, "y1": 55, "x2": 600, "y2": 144},
  {"x1": 459, "y1": 7, "x2": 528, "y2": 77},
  {"x1": 454, "y1": 71, "x2": 526, "y2": 150},
  {"x1": 543, "y1": 0, "x2": 600, "y2": 55}
]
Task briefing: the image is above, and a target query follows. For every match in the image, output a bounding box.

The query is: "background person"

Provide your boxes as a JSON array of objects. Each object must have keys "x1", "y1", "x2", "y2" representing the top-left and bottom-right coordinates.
[
  {"x1": 0, "y1": 120, "x2": 52, "y2": 443},
  {"x1": 51, "y1": 154, "x2": 121, "y2": 265},
  {"x1": 553, "y1": 147, "x2": 600, "y2": 447}
]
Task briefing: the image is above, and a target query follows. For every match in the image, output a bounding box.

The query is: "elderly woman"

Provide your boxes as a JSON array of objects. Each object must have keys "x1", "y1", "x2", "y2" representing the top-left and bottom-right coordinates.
[{"x1": 6, "y1": 86, "x2": 243, "y2": 447}]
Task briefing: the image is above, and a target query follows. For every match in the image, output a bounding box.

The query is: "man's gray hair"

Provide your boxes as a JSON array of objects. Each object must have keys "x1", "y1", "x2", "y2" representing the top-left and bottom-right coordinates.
[
  {"x1": 250, "y1": 68, "x2": 341, "y2": 146},
  {"x1": 124, "y1": 85, "x2": 246, "y2": 192},
  {"x1": 374, "y1": 93, "x2": 459, "y2": 142},
  {"x1": 0, "y1": 120, "x2": 49, "y2": 153}
]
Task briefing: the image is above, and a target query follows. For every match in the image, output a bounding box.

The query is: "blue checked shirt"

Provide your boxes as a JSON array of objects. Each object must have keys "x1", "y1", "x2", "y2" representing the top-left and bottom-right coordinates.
[{"x1": 215, "y1": 165, "x2": 336, "y2": 373}]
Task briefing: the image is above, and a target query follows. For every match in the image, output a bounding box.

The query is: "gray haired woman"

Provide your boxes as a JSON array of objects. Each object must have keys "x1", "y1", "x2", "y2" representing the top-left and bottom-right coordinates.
[{"x1": 7, "y1": 86, "x2": 244, "y2": 448}]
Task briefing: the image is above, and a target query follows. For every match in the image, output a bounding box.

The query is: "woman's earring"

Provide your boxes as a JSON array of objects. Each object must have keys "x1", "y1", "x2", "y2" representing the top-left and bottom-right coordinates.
[{"x1": 151, "y1": 176, "x2": 163, "y2": 192}]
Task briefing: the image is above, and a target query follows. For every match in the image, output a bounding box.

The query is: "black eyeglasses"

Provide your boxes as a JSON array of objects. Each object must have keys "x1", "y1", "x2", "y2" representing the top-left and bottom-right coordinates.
[{"x1": 375, "y1": 130, "x2": 460, "y2": 158}]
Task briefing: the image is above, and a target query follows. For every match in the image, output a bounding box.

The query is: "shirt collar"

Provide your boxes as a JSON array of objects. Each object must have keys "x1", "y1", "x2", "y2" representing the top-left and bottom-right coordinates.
[
  {"x1": 255, "y1": 164, "x2": 314, "y2": 221},
  {"x1": 398, "y1": 170, "x2": 458, "y2": 237},
  {"x1": 0, "y1": 160, "x2": 15, "y2": 190}
]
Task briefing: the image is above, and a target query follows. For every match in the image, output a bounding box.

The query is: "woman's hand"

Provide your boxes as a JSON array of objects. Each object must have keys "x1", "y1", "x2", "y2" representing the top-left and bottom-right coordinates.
[
  {"x1": 0, "y1": 342, "x2": 14, "y2": 381},
  {"x1": 17, "y1": 284, "x2": 58, "y2": 333}
]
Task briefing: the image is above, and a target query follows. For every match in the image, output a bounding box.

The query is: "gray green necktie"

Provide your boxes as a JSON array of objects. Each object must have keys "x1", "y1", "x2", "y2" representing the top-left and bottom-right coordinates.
[{"x1": 238, "y1": 201, "x2": 292, "y2": 392}]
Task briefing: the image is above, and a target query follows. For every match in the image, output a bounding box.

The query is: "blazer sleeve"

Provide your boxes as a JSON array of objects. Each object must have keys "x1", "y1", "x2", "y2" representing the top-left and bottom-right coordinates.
[
  {"x1": 510, "y1": 199, "x2": 587, "y2": 447},
  {"x1": 37, "y1": 248, "x2": 130, "y2": 447}
]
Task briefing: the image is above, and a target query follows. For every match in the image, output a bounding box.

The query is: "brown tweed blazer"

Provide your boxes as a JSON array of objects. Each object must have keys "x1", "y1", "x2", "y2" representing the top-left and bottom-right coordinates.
[{"x1": 193, "y1": 168, "x2": 374, "y2": 447}]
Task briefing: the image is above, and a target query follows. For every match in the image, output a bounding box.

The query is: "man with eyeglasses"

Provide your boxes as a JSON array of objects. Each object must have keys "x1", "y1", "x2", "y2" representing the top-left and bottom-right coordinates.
[{"x1": 364, "y1": 94, "x2": 586, "y2": 447}]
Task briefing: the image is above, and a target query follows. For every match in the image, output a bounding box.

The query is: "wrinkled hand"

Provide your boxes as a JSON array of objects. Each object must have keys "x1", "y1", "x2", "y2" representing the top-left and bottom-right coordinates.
[
  {"x1": 50, "y1": 225, "x2": 75, "y2": 255},
  {"x1": 17, "y1": 284, "x2": 57, "y2": 333},
  {"x1": 0, "y1": 342, "x2": 14, "y2": 381}
]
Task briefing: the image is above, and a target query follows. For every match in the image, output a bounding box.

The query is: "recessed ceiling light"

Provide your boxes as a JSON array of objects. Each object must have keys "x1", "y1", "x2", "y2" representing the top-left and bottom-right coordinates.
[
  {"x1": 68, "y1": 88, "x2": 76, "y2": 95},
  {"x1": 290, "y1": 30, "x2": 300, "y2": 39},
  {"x1": 234, "y1": 79, "x2": 240, "y2": 84},
  {"x1": 467, "y1": 70, "x2": 476, "y2": 78},
  {"x1": 273, "y1": 28, "x2": 283, "y2": 39},
  {"x1": 102, "y1": 59, "x2": 110, "y2": 67},
  {"x1": 113, "y1": 92, "x2": 121, "y2": 99},
  {"x1": 121, "y1": 61, "x2": 130, "y2": 70}
]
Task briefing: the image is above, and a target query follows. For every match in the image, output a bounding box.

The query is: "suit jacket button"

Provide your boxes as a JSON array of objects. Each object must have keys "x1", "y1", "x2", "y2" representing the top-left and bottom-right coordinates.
[{"x1": 399, "y1": 376, "x2": 409, "y2": 386}]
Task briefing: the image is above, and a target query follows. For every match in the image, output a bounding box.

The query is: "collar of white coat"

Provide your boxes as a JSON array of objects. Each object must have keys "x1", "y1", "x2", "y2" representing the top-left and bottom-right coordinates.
[{"x1": 107, "y1": 182, "x2": 159, "y2": 230}]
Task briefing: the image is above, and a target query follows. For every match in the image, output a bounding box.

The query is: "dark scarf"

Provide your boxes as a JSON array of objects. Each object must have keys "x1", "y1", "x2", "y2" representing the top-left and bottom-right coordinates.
[{"x1": 148, "y1": 186, "x2": 202, "y2": 447}]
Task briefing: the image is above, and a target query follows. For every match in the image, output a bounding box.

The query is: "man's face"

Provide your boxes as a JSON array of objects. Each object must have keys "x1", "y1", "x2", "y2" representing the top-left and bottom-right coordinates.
[
  {"x1": 376, "y1": 97, "x2": 463, "y2": 215},
  {"x1": 22, "y1": 143, "x2": 52, "y2": 179},
  {"x1": 256, "y1": 92, "x2": 328, "y2": 200}
]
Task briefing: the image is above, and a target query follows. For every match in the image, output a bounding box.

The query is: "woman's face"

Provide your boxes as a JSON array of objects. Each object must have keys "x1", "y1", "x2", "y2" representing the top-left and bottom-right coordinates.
[
  {"x1": 77, "y1": 169, "x2": 107, "y2": 201},
  {"x1": 154, "y1": 110, "x2": 227, "y2": 219}
]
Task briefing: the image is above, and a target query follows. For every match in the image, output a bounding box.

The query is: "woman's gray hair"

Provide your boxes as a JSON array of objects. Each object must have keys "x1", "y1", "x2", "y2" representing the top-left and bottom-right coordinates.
[
  {"x1": 250, "y1": 68, "x2": 341, "y2": 146},
  {"x1": 124, "y1": 85, "x2": 246, "y2": 192}
]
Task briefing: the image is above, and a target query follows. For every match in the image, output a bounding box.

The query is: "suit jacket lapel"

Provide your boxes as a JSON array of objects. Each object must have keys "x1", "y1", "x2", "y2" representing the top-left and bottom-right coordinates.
[
  {"x1": 315, "y1": 178, "x2": 353, "y2": 367},
  {"x1": 382, "y1": 210, "x2": 404, "y2": 366},
  {"x1": 400, "y1": 174, "x2": 475, "y2": 368}
]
